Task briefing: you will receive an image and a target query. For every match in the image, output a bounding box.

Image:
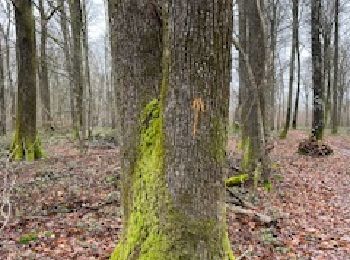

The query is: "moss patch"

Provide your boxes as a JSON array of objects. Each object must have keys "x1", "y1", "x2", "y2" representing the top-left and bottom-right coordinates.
[
  {"x1": 111, "y1": 99, "x2": 235, "y2": 259},
  {"x1": 225, "y1": 174, "x2": 249, "y2": 187},
  {"x1": 279, "y1": 129, "x2": 287, "y2": 139},
  {"x1": 18, "y1": 232, "x2": 38, "y2": 245},
  {"x1": 111, "y1": 99, "x2": 169, "y2": 259},
  {"x1": 11, "y1": 133, "x2": 44, "y2": 161}
]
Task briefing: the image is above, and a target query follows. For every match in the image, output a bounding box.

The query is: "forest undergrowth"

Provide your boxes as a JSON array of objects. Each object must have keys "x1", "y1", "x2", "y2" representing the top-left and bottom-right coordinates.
[{"x1": 0, "y1": 130, "x2": 349, "y2": 259}]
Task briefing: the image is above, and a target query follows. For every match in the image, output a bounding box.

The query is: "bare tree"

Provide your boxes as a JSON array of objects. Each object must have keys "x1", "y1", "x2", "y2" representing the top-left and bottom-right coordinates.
[
  {"x1": 332, "y1": 0, "x2": 339, "y2": 134},
  {"x1": 311, "y1": 0, "x2": 324, "y2": 140},
  {"x1": 11, "y1": 0, "x2": 42, "y2": 160},
  {"x1": 0, "y1": 24, "x2": 5, "y2": 135},
  {"x1": 281, "y1": 0, "x2": 298, "y2": 137},
  {"x1": 69, "y1": 0, "x2": 84, "y2": 144}
]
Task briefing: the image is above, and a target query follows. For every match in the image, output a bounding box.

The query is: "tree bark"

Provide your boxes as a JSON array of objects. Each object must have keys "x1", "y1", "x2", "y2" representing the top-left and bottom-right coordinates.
[
  {"x1": 11, "y1": 0, "x2": 42, "y2": 161},
  {"x1": 58, "y1": 0, "x2": 75, "y2": 128},
  {"x1": 38, "y1": 0, "x2": 51, "y2": 129},
  {"x1": 292, "y1": 10, "x2": 300, "y2": 130},
  {"x1": 69, "y1": 0, "x2": 84, "y2": 143},
  {"x1": 346, "y1": 83, "x2": 350, "y2": 127},
  {"x1": 332, "y1": 0, "x2": 339, "y2": 134},
  {"x1": 236, "y1": 0, "x2": 269, "y2": 183},
  {"x1": 282, "y1": 0, "x2": 298, "y2": 137},
  {"x1": 238, "y1": 0, "x2": 247, "y2": 135},
  {"x1": 269, "y1": 0, "x2": 278, "y2": 131},
  {"x1": 0, "y1": 33, "x2": 5, "y2": 136},
  {"x1": 305, "y1": 83, "x2": 309, "y2": 127},
  {"x1": 324, "y1": 28, "x2": 332, "y2": 127},
  {"x1": 311, "y1": 0, "x2": 324, "y2": 140},
  {"x1": 4, "y1": 2, "x2": 15, "y2": 130},
  {"x1": 110, "y1": 1, "x2": 234, "y2": 258},
  {"x1": 81, "y1": 0, "x2": 92, "y2": 138}
]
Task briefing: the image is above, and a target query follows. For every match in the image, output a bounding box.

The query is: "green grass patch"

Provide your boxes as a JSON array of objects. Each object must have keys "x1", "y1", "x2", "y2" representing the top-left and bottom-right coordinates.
[{"x1": 19, "y1": 232, "x2": 38, "y2": 244}]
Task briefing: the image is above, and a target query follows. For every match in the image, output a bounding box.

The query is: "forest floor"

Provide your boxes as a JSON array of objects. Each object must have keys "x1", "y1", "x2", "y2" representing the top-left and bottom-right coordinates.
[{"x1": 0, "y1": 130, "x2": 349, "y2": 259}]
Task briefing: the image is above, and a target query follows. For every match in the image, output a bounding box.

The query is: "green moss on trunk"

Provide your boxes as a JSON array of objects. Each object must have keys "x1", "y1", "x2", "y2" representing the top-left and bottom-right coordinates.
[
  {"x1": 111, "y1": 99, "x2": 234, "y2": 260},
  {"x1": 225, "y1": 174, "x2": 249, "y2": 187},
  {"x1": 11, "y1": 130, "x2": 43, "y2": 161}
]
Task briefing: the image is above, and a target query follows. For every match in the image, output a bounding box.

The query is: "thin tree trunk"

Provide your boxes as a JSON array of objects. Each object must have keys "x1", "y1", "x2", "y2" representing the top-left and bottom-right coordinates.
[
  {"x1": 38, "y1": 0, "x2": 51, "y2": 129},
  {"x1": 277, "y1": 59, "x2": 284, "y2": 131},
  {"x1": 292, "y1": 16, "x2": 300, "y2": 130},
  {"x1": 69, "y1": 0, "x2": 84, "y2": 145},
  {"x1": 0, "y1": 34, "x2": 5, "y2": 135},
  {"x1": 282, "y1": 0, "x2": 298, "y2": 138},
  {"x1": 108, "y1": 0, "x2": 121, "y2": 142},
  {"x1": 11, "y1": 0, "x2": 42, "y2": 160},
  {"x1": 238, "y1": 0, "x2": 247, "y2": 133},
  {"x1": 58, "y1": 0, "x2": 75, "y2": 128},
  {"x1": 305, "y1": 83, "x2": 309, "y2": 127},
  {"x1": 332, "y1": 0, "x2": 339, "y2": 134},
  {"x1": 346, "y1": 85, "x2": 350, "y2": 127},
  {"x1": 311, "y1": 0, "x2": 324, "y2": 140},
  {"x1": 81, "y1": 0, "x2": 91, "y2": 139},
  {"x1": 4, "y1": 2, "x2": 15, "y2": 130},
  {"x1": 270, "y1": 0, "x2": 278, "y2": 131}
]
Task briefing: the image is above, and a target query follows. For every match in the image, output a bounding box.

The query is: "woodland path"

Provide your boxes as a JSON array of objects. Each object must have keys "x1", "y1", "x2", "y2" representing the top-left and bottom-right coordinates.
[{"x1": 0, "y1": 130, "x2": 349, "y2": 259}]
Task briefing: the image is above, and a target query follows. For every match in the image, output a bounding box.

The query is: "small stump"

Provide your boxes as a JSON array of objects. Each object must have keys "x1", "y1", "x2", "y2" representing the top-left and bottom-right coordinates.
[{"x1": 298, "y1": 137, "x2": 333, "y2": 156}]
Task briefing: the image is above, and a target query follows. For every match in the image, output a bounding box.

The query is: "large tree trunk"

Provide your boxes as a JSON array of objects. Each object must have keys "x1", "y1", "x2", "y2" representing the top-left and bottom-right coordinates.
[
  {"x1": 11, "y1": 0, "x2": 42, "y2": 160},
  {"x1": 311, "y1": 0, "x2": 324, "y2": 140},
  {"x1": 110, "y1": 1, "x2": 234, "y2": 259},
  {"x1": 0, "y1": 36, "x2": 5, "y2": 136},
  {"x1": 38, "y1": 0, "x2": 51, "y2": 129},
  {"x1": 69, "y1": 0, "x2": 84, "y2": 143},
  {"x1": 58, "y1": 0, "x2": 75, "y2": 128},
  {"x1": 282, "y1": 0, "x2": 298, "y2": 138},
  {"x1": 332, "y1": 0, "x2": 339, "y2": 134}
]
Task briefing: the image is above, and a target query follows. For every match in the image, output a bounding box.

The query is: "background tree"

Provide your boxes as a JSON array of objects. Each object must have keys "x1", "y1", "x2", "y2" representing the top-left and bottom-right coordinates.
[
  {"x1": 69, "y1": 0, "x2": 84, "y2": 142},
  {"x1": 292, "y1": 0, "x2": 301, "y2": 129},
  {"x1": 281, "y1": 0, "x2": 298, "y2": 137},
  {"x1": 58, "y1": 0, "x2": 75, "y2": 127},
  {"x1": 332, "y1": 0, "x2": 339, "y2": 134},
  {"x1": 311, "y1": 0, "x2": 324, "y2": 140},
  {"x1": 11, "y1": 0, "x2": 42, "y2": 160},
  {"x1": 234, "y1": 0, "x2": 271, "y2": 183},
  {"x1": 0, "y1": 25, "x2": 5, "y2": 136}
]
